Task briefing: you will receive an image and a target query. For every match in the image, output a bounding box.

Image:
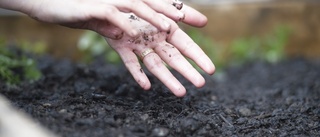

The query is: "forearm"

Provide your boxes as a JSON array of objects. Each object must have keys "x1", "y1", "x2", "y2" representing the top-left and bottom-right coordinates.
[{"x1": 0, "y1": 0, "x2": 35, "y2": 15}]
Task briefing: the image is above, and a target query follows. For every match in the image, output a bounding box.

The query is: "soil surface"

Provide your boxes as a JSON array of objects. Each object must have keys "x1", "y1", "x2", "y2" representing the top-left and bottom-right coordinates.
[{"x1": 1, "y1": 55, "x2": 320, "y2": 137}]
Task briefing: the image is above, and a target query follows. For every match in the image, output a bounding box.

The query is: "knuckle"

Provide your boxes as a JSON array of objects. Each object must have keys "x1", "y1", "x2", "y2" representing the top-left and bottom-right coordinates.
[
  {"x1": 123, "y1": 58, "x2": 139, "y2": 66},
  {"x1": 166, "y1": 53, "x2": 181, "y2": 65},
  {"x1": 147, "y1": 57, "x2": 163, "y2": 71},
  {"x1": 104, "y1": 6, "x2": 118, "y2": 15},
  {"x1": 129, "y1": 0, "x2": 142, "y2": 7},
  {"x1": 183, "y1": 41, "x2": 196, "y2": 52}
]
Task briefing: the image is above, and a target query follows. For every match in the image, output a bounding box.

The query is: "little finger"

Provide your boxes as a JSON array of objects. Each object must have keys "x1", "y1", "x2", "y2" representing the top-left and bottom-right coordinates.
[{"x1": 115, "y1": 48, "x2": 151, "y2": 90}]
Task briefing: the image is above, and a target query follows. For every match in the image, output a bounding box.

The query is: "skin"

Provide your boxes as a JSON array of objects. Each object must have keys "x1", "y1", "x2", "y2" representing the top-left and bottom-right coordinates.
[
  {"x1": 106, "y1": 13, "x2": 215, "y2": 97},
  {"x1": 0, "y1": 0, "x2": 215, "y2": 97},
  {"x1": 0, "y1": 0, "x2": 205, "y2": 39}
]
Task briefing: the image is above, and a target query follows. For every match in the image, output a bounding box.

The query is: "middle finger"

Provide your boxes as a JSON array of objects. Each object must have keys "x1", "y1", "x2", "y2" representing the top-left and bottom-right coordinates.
[
  {"x1": 135, "y1": 47, "x2": 187, "y2": 97},
  {"x1": 154, "y1": 42, "x2": 205, "y2": 88}
]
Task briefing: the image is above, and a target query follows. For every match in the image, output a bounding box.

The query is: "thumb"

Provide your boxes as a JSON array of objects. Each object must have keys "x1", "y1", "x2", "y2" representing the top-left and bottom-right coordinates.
[{"x1": 88, "y1": 20, "x2": 124, "y2": 40}]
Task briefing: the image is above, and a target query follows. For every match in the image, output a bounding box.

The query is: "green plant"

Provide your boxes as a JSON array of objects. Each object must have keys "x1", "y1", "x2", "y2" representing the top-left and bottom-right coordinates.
[
  {"x1": 0, "y1": 39, "x2": 42, "y2": 84},
  {"x1": 77, "y1": 31, "x2": 121, "y2": 64},
  {"x1": 18, "y1": 40, "x2": 48, "y2": 55},
  {"x1": 187, "y1": 25, "x2": 291, "y2": 72},
  {"x1": 229, "y1": 25, "x2": 291, "y2": 66}
]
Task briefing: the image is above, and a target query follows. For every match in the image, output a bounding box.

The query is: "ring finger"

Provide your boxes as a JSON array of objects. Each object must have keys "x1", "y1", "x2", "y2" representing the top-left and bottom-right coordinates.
[{"x1": 135, "y1": 47, "x2": 187, "y2": 97}]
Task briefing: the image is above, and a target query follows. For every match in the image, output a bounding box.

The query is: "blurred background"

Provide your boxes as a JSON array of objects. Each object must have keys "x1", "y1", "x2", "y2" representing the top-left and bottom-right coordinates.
[{"x1": 0, "y1": 0, "x2": 319, "y2": 71}]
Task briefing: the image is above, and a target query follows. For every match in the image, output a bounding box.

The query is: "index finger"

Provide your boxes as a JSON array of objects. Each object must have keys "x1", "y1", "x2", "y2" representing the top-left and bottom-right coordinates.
[
  {"x1": 140, "y1": 50, "x2": 187, "y2": 97},
  {"x1": 180, "y1": 4, "x2": 208, "y2": 27},
  {"x1": 167, "y1": 28, "x2": 215, "y2": 75}
]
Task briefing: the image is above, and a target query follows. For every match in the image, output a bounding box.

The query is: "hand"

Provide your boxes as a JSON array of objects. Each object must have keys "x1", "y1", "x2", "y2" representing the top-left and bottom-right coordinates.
[
  {"x1": 1, "y1": 0, "x2": 205, "y2": 39},
  {"x1": 0, "y1": 0, "x2": 214, "y2": 96},
  {"x1": 106, "y1": 13, "x2": 215, "y2": 97}
]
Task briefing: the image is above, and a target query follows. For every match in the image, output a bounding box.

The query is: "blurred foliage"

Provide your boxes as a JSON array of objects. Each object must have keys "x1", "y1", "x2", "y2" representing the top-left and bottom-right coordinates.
[
  {"x1": 0, "y1": 38, "x2": 43, "y2": 85},
  {"x1": 77, "y1": 25, "x2": 291, "y2": 74},
  {"x1": 187, "y1": 25, "x2": 291, "y2": 72},
  {"x1": 77, "y1": 31, "x2": 121, "y2": 64},
  {"x1": 18, "y1": 40, "x2": 48, "y2": 55}
]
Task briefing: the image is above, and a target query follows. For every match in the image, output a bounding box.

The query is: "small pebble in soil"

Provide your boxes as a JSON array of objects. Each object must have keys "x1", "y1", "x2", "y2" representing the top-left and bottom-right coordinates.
[
  {"x1": 58, "y1": 109, "x2": 67, "y2": 114},
  {"x1": 210, "y1": 95, "x2": 218, "y2": 101},
  {"x1": 236, "y1": 117, "x2": 247, "y2": 124},
  {"x1": 224, "y1": 107, "x2": 233, "y2": 114},
  {"x1": 151, "y1": 127, "x2": 169, "y2": 137},
  {"x1": 238, "y1": 107, "x2": 252, "y2": 116},
  {"x1": 205, "y1": 124, "x2": 211, "y2": 130},
  {"x1": 91, "y1": 93, "x2": 106, "y2": 99},
  {"x1": 42, "y1": 103, "x2": 52, "y2": 107},
  {"x1": 140, "y1": 114, "x2": 149, "y2": 121}
]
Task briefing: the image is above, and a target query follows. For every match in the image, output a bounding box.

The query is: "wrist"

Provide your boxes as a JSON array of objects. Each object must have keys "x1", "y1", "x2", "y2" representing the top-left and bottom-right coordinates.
[{"x1": 0, "y1": 0, "x2": 37, "y2": 15}]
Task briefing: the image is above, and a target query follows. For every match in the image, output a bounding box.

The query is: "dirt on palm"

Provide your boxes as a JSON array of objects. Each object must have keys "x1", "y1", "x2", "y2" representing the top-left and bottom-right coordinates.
[{"x1": 1, "y1": 55, "x2": 320, "y2": 137}]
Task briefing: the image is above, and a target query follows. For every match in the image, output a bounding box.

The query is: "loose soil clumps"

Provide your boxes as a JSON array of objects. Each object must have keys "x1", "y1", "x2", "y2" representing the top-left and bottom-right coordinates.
[{"x1": 1, "y1": 56, "x2": 320, "y2": 137}]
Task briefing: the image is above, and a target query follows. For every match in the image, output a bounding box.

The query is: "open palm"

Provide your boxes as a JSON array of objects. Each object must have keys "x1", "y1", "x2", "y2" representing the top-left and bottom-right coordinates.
[{"x1": 106, "y1": 13, "x2": 215, "y2": 97}]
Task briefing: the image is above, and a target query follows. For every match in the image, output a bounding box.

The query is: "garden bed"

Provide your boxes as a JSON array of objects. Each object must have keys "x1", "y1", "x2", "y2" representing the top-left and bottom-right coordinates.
[{"x1": 1, "y1": 55, "x2": 320, "y2": 137}]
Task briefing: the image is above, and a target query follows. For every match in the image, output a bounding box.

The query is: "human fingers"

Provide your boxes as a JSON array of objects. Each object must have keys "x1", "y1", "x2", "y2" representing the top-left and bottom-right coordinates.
[
  {"x1": 110, "y1": 45, "x2": 151, "y2": 90},
  {"x1": 88, "y1": 20, "x2": 124, "y2": 39},
  {"x1": 26, "y1": 0, "x2": 138, "y2": 37},
  {"x1": 180, "y1": 4, "x2": 208, "y2": 27},
  {"x1": 62, "y1": 20, "x2": 124, "y2": 39},
  {"x1": 142, "y1": 0, "x2": 210, "y2": 28},
  {"x1": 135, "y1": 47, "x2": 187, "y2": 97},
  {"x1": 89, "y1": 5, "x2": 139, "y2": 37},
  {"x1": 141, "y1": 0, "x2": 185, "y2": 21},
  {"x1": 111, "y1": 0, "x2": 174, "y2": 32},
  {"x1": 154, "y1": 42, "x2": 205, "y2": 88},
  {"x1": 167, "y1": 28, "x2": 215, "y2": 75}
]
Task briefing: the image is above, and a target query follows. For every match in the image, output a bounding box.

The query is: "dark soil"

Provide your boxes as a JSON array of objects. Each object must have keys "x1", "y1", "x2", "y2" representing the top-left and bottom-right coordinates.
[{"x1": 1, "y1": 56, "x2": 320, "y2": 137}]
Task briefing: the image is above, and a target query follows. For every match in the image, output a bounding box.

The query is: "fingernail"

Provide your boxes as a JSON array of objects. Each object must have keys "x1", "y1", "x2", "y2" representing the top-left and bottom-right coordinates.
[
  {"x1": 178, "y1": 11, "x2": 185, "y2": 21},
  {"x1": 162, "y1": 20, "x2": 170, "y2": 30},
  {"x1": 200, "y1": 56, "x2": 215, "y2": 75},
  {"x1": 174, "y1": 86, "x2": 186, "y2": 97}
]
